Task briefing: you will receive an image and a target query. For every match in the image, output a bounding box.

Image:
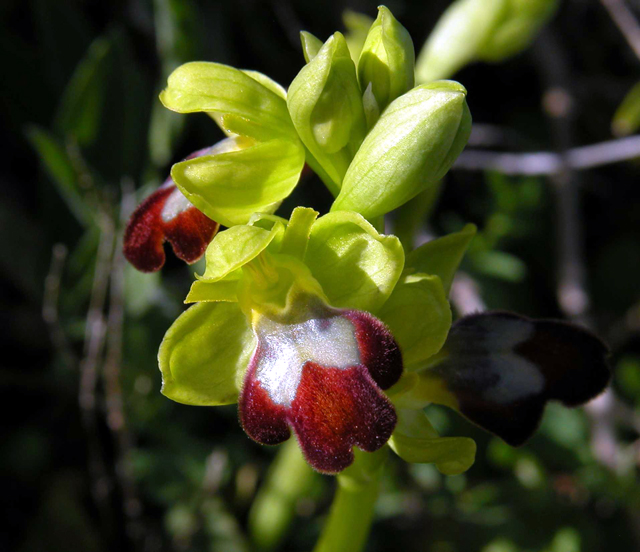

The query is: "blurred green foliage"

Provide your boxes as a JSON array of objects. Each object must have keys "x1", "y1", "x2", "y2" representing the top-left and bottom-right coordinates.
[{"x1": 1, "y1": 1, "x2": 639, "y2": 552}]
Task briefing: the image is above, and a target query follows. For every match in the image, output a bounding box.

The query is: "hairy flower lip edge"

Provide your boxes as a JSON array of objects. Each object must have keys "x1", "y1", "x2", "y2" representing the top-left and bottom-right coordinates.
[
  {"x1": 123, "y1": 146, "x2": 221, "y2": 273},
  {"x1": 238, "y1": 301, "x2": 403, "y2": 474},
  {"x1": 405, "y1": 311, "x2": 612, "y2": 447}
]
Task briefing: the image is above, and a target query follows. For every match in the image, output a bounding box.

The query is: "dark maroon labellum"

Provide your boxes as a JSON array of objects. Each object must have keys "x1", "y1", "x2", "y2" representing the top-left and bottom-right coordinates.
[
  {"x1": 123, "y1": 147, "x2": 220, "y2": 273},
  {"x1": 239, "y1": 306, "x2": 403, "y2": 474},
  {"x1": 432, "y1": 311, "x2": 611, "y2": 446}
]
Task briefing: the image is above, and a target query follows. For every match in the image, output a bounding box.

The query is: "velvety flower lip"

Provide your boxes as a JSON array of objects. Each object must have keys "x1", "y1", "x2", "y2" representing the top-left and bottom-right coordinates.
[
  {"x1": 124, "y1": 147, "x2": 220, "y2": 273},
  {"x1": 239, "y1": 297, "x2": 403, "y2": 474},
  {"x1": 424, "y1": 311, "x2": 611, "y2": 446}
]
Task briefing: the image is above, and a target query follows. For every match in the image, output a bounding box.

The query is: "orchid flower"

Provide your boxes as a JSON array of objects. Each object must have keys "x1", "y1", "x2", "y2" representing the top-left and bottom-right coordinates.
[{"x1": 122, "y1": 6, "x2": 610, "y2": 550}]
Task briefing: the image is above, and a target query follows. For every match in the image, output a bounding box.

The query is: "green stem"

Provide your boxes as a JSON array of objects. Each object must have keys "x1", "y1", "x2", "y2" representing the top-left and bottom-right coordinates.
[
  {"x1": 249, "y1": 439, "x2": 318, "y2": 551},
  {"x1": 313, "y1": 447, "x2": 387, "y2": 552}
]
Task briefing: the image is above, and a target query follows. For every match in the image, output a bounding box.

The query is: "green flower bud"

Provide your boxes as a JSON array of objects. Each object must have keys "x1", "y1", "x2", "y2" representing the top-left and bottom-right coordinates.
[
  {"x1": 288, "y1": 32, "x2": 367, "y2": 193},
  {"x1": 415, "y1": 0, "x2": 558, "y2": 83},
  {"x1": 477, "y1": 0, "x2": 559, "y2": 62},
  {"x1": 342, "y1": 10, "x2": 375, "y2": 63},
  {"x1": 415, "y1": 0, "x2": 507, "y2": 83},
  {"x1": 332, "y1": 81, "x2": 471, "y2": 220},
  {"x1": 357, "y1": 6, "x2": 415, "y2": 113},
  {"x1": 300, "y1": 31, "x2": 323, "y2": 63}
]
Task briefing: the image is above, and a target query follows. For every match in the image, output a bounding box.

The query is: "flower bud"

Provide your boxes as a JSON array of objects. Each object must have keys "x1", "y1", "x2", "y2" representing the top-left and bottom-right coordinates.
[
  {"x1": 415, "y1": 0, "x2": 557, "y2": 83},
  {"x1": 332, "y1": 81, "x2": 471, "y2": 219},
  {"x1": 357, "y1": 6, "x2": 415, "y2": 113},
  {"x1": 288, "y1": 32, "x2": 367, "y2": 191},
  {"x1": 477, "y1": 0, "x2": 559, "y2": 62}
]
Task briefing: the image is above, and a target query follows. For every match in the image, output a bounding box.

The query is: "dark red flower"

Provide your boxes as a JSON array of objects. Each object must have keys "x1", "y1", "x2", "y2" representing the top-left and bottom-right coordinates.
[
  {"x1": 124, "y1": 148, "x2": 219, "y2": 272},
  {"x1": 239, "y1": 305, "x2": 403, "y2": 474}
]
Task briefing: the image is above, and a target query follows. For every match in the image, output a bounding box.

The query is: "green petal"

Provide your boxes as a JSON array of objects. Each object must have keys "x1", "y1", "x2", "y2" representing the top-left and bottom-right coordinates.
[
  {"x1": 389, "y1": 409, "x2": 476, "y2": 475},
  {"x1": 185, "y1": 275, "x2": 240, "y2": 303},
  {"x1": 160, "y1": 62, "x2": 295, "y2": 140},
  {"x1": 377, "y1": 273, "x2": 451, "y2": 368},
  {"x1": 287, "y1": 32, "x2": 367, "y2": 189},
  {"x1": 159, "y1": 302, "x2": 255, "y2": 406},
  {"x1": 305, "y1": 211, "x2": 404, "y2": 312},
  {"x1": 198, "y1": 222, "x2": 285, "y2": 282},
  {"x1": 171, "y1": 138, "x2": 305, "y2": 227},
  {"x1": 280, "y1": 206, "x2": 319, "y2": 259},
  {"x1": 405, "y1": 224, "x2": 476, "y2": 295}
]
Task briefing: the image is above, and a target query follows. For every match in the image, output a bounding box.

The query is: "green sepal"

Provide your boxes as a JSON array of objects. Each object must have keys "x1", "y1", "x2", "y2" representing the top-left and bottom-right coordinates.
[
  {"x1": 377, "y1": 273, "x2": 451, "y2": 368},
  {"x1": 158, "y1": 302, "x2": 256, "y2": 406},
  {"x1": 357, "y1": 6, "x2": 415, "y2": 112},
  {"x1": 415, "y1": 0, "x2": 508, "y2": 83},
  {"x1": 389, "y1": 409, "x2": 476, "y2": 475},
  {"x1": 332, "y1": 81, "x2": 471, "y2": 219},
  {"x1": 170, "y1": 138, "x2": 305, "y2": 227},
  {"x1": 304, "y1": 211, "x2": 404, "y2": 312},
  {"x1": 197, "y1": 220, "x2": 285, "y2": 282},
  {"x1": 185, "y1": 274, "x2": 240, "y2": 303},
  {"x1": 287, "y1": 32, "x2": 367, "y2": 189},
  {"x1": 405, "y1": 224, "x2": 477, "y2": 295},
  {"x1": 160, "y1": 62, "x2": 295, "y2": 140},
  {"x1": 300, "y1": 31, "x2": 323, "y2": 63},
  {"x1": 242, "y1": 70, "x2": 287, "y2": 99}
]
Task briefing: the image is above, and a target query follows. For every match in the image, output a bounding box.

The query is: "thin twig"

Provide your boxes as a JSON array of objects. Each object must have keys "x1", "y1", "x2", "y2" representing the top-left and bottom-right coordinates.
[
  {"x1": 600, "y1": 0, "x2": 640, "y2": 62},
  {"x1": 103, "y1": 178, "x2": 143, "y2": 542},
  {"x1": 43, "y1": 243, "x2": 78, "y2": 369},
  {"x1": 535, "y1": 30, "x2": 623, "y2": 475},
  {"x1": 453, "y1": 134, "x2": 640, "y2": 175},
  {"x1": 79, "y1": 209, "x2": 116, "y2": 525}
]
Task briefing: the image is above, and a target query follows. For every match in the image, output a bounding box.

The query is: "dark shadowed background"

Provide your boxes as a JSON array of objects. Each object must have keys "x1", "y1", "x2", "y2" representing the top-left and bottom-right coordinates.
[{"x1": 1, "y1": 0, "x2": 639, "y2": 551}]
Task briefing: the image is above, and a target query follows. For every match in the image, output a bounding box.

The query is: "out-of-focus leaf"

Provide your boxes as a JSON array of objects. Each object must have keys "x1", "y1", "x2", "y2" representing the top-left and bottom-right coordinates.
[
  {"x1": 25, "y1": 125, "x2": 93, "y2": 227},
  {"x1": 54, "y1": 37, "x2": 112, "y2": 146},
  {"x1": 612, "y1": 81, "x2": 640, "y2": 137}
]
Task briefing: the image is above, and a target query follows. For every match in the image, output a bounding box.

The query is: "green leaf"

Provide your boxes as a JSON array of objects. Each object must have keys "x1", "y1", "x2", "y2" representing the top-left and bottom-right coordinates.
[
  {"x1": 332, "y1": 82, "x2": 471, "y2": 219},
  {"x1": 378, "y1": 274, "x2": 451, "y2": 368},
  {"x1": 304, "y1": 211, "x2": 404, "y2": 312},
  {"x1": 612, "y1": 81, "x2": 640, "y2": 136},
  {"x1": 198, "y1": 222, "x2": 285, "y2": 282},
  {"x1": 415, "y1": 0, "x2": 507, "y2": 82},
  {"x1": 170, "y1": 138, "x2": 305, "y2": 227},
  {"x1": 54, "y1": 36, "x2": 112, "y2": 146},
  {"x1": 25, "y1": 125, "x2": 93, "y2": 227},
  {"x1": 357, "y1": 6, "x2": 415, "y2": 111},
  {"x1": 389, "y1": 433, "x2": 476, "y2": 475},
  {"x1": 300, "y1": 31, "x2": 323, "y2": 63},
  {"x1": 405, "y1": 224, "x2": 477, "y2": 294},
  {"x1": 159, "y1": 302, "x2": 255, "y2": 406},
  {"x1": 160, "y1": 61, "x2": 295, "y2": 140},
  {"x1": 287, "y1": 32, "x2": 367, "y2": 190},
  {"x1": 389, "y1": 409, "x2": 476, "y2": 475}
]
